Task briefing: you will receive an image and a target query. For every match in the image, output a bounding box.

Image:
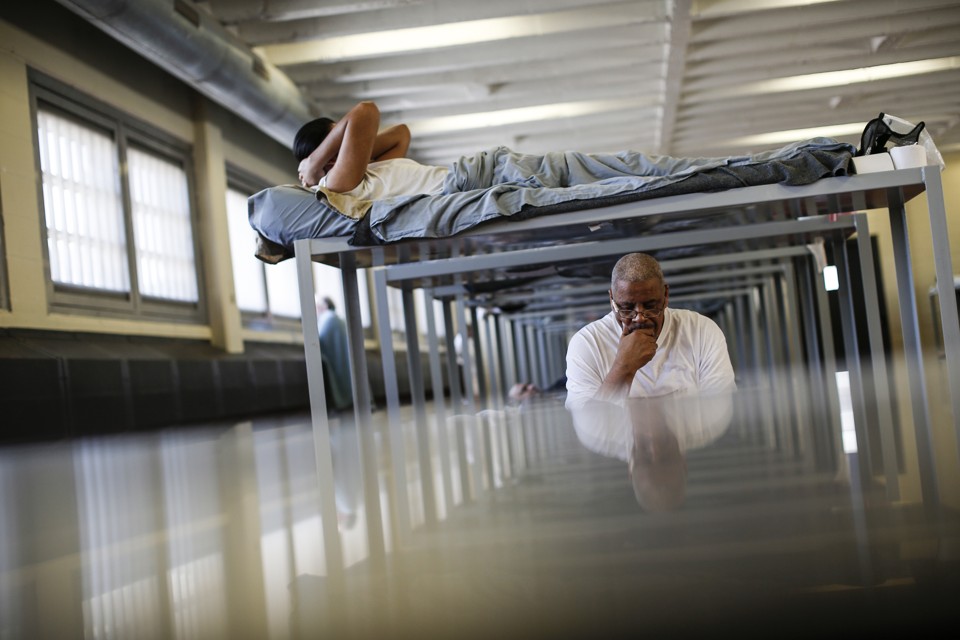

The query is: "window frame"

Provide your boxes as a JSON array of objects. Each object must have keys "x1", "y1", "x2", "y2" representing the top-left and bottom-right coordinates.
[{"x1": 29, "y1": 70, "x2": 206, "y2": 324}]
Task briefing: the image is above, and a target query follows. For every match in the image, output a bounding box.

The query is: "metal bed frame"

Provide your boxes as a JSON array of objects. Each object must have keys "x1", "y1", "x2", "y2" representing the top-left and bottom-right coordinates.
[{"x1": 293, "y1": 165, "x2": 959, "y2": 581}]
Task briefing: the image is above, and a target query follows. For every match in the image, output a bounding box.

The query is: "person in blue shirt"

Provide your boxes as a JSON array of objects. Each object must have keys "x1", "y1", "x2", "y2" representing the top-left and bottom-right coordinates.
[{"x1": 317, "y1": 296, "x2": 353, "y2": 414}]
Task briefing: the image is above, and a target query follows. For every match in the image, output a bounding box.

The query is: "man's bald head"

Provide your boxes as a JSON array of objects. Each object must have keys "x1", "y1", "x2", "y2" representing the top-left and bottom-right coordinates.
[{"x1": 611, "y1": 253, "x2": 664, "y2": 290}]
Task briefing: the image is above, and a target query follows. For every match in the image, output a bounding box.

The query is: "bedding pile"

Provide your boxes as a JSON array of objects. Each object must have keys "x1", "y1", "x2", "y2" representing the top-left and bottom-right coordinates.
[{"x1": 249, "y1": 138, "x2": 855, "y2": 263}]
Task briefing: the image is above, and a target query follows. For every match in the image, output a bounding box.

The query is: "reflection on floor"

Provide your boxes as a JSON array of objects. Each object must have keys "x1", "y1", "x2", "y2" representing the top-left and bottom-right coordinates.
[{"x1": 1, "y1": 391, "x2": 958, "y2": 639}]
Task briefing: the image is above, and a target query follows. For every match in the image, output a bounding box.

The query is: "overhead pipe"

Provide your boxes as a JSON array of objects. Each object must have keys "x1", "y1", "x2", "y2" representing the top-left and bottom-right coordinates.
[{"x1": 53, "y1": 0, "x2": 316, "y2": 147}]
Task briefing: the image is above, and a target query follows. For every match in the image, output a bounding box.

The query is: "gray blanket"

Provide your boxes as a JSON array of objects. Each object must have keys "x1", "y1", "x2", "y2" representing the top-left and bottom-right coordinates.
[{"x1": 248, "y1": 138, "x2": 855, "y2": 261}]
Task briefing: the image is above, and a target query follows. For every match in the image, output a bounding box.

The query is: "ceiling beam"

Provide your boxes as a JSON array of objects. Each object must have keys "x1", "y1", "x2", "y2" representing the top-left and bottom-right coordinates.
[{"x1": 660, "y1": 0, "x2": 692, "y2": 154}]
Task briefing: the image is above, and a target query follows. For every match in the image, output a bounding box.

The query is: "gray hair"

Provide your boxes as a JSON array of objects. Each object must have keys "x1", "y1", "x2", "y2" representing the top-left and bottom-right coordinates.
[{"x1": 610, "y1": 253, "x2": 664, "y2": 290}]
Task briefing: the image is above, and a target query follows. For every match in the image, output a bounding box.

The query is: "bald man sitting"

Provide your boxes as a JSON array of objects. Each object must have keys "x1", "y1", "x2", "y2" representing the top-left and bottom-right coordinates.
[{"x1": 565, "y1": 252, "x2": 737, "y2": 510}]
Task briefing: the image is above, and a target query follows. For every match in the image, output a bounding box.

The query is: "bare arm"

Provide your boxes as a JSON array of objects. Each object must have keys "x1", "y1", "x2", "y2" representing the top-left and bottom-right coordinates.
[
  {"x1": 298, "y1": 102, "x2": 411, "y2": 193},
  {"x1": 300, "y1": 101, "x2": 378, "y2": 193},
  {"x1": 598, "y1": 323, "x2": 657, "y2": 400},
  {"x1": 371, "y1": 124, "x2": 410, "y2": 162}
]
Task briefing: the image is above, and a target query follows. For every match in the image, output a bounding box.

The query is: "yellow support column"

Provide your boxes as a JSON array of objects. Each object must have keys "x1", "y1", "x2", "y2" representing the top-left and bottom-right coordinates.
[{"x1": 193, "y1": 98, "x2": 244, "y2": 353}]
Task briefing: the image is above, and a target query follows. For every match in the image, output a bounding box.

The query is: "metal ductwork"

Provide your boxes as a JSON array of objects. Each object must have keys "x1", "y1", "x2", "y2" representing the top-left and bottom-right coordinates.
[{"x1": 53, "y1": 0, "x2": 315, "y2": 148}]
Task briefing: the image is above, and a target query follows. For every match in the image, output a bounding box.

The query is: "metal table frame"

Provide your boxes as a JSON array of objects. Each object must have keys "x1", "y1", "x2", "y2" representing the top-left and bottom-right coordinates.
[{"x1": 294, "y1": 165, "x2": 959, "y2": 576}]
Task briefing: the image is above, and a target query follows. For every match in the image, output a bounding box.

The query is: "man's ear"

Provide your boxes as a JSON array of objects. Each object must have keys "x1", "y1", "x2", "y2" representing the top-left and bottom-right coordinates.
[{"x1": 663, "y1": 283, "x2": 670, "y2": 305}]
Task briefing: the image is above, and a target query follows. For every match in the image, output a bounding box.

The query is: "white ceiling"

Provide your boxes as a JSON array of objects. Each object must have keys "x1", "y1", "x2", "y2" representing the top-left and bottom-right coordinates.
[{"x1": 199, "y1": 0, "x2": 960, "y2": 166}]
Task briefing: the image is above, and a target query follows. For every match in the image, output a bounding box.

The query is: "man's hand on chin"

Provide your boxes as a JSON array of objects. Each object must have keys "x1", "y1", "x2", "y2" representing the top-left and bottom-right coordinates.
[{"x1": 625, "y1": 319, "x2": 657, "y2": 339}]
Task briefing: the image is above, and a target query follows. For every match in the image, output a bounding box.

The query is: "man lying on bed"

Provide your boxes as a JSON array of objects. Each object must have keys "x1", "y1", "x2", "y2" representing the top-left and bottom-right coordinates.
[
  {"x1": 292, "y1": 100, "x2": 693, "y2": 197},
  {"x1": 292, "y1": 100, "x2": 853, "y2": 200},
  {"x1": 248, "y1": 101, "x2": 854, "y2": 258}
]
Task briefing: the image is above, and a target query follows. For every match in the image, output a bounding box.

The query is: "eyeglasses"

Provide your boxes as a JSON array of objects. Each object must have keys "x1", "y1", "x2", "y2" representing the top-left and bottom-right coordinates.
[{"x1": 611, "y1": 299, "x2": 664, "y2": 322}]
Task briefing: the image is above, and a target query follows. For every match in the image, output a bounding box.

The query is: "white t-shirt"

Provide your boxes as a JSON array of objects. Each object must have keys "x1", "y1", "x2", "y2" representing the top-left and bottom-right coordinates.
[
  {"x1": 317, "y1": 158, "x2": 448, "y2": 201},
  {"x1": 564, "y1": 308, "x2": 736, "y2": 460}
]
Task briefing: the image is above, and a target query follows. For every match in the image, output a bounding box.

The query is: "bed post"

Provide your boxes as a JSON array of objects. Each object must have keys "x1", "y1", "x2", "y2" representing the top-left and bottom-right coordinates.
[{"x1": 294, "y1": 238, "x2": 345, "y2": 583}]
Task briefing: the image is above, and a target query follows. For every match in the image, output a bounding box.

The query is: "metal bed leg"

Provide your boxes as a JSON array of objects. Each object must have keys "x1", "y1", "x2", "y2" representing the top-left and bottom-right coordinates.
[
  {"x1": 486, "y1": 312, "x2": 504, "y2": 403},
  {"x1": 456, "y1": 294, "x2": 476, "y2": 412},
  {"x1": 401, "y1": 283, "x2": 437, "y2": 526},
  {"x1": 492, "y1": 314, "x2": 510, "y2": 390},
  {"x1": 486, "y1": 312, "x2": 513, "y2": 482},
  {"x1": 853, "y1": 214, "x2": 901, "y2": 501},
  {"x1": 720, "y1": 302, "x2": 743, "y2": 371},
  {"x1": 512, "y1": 319, "x2": 534, "y2": 469},
  {"x1": 719, "y1": 300, "x2": 743, "y2": 440},
  {"x1": 887, "y1": 189, "x2": 940, "y2": 508},
  {"x1": 339, "y1": 253, "x2": 387, "y2": 569},
  {"x1": 294, "y1": 240, "x2": 344, "y2": 581},
  {"x1": 813, "y1": 259, "x2": 845, "y2": 475},
  {"x1": 501, "y1": 315, "x2": 519, "y2": 393},
  {"x1": 553, "y1": 332, "x2": 566, "y2": 387},
  {"x1": 525, "y1": 323, "x2": 545, "y2": 462},
  {"x1": 514, "y1": 318, "x2": 530, "y2": 386},
  {"x1": 423, "y1": 284, "x2": 454, "y2": 517},
  {"x1": 507, "y1": 317, "x2": 528, "y2": 474},
  {"x1": 797, "y1": 256, "x2": 838, "y2": 471},
  {"x1": 736, "y1": 293, "x2": 760, "y2": 445},
  {"x1": 456, "y1": 297, "x2": 485, "y2": 495},
  {"x1": 750, "y1": 283, "x2": 776, "y2": 449},
  {"x1": 476, "y1": 311, "x2": 498, "y2": 491},
  {"x1": 771, "y1": 272, "x2": 798, "y2": 456},
  {"x1": 921, "y1": 168, "x2": 960, "y2": 467},
  {"x1": 762, "y1": 275, "x2": 792, "y2": 454},
  {"x1": 540, "y1": 324, "x2": 553, "y2": 390},
  {"x1": 724, "y1": 297, "x2": 743, "y2": 439},
  {"x1": 497, "y1": 314, "x2": 519, "y2": 479},
  {"x1": 441, "y1": 299, "x2": 463, "y2": 409},
  {"x1": 441, "y1": 298, "x2": 471, "y2": 505},
  {"x1": 537, "y1": 327, "x2": 550, "y2": 393},
  {"x1": 372, "y1": 265, "x2": 412, "y2": 546},
  {"x1": 783, "y1": 262, "x2": 815, "y2": 466},
  {"x1": 834, "y1": 237, "x2": 877, "y2": 489},
  {"x1": 469, "y1": 305, "x2": 488, "y2": 410}
]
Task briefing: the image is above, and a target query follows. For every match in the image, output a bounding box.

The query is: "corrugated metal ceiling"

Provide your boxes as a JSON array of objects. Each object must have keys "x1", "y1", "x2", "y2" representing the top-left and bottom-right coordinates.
[{"x1": 201, "y1": 0, "x2": 960, "y2": 164}]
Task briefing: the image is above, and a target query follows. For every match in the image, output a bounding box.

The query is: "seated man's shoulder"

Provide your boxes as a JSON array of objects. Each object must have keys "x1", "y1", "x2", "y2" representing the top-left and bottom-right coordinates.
[
  {"x1": 675, "y1": 307, "x2": 717, "y2": 324},
  {"x1": 670, "y1": 308, "x2": 725, "y2": 341},
  {"x1": 670, "y1": 307, "x2": 709, "y2": 325}
]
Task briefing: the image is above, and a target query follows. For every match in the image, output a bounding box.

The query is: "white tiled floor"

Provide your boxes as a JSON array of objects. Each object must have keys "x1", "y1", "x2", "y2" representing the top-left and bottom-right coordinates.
[{"x1": 1, "y1": 387, "x2": 958, "y2": 639}]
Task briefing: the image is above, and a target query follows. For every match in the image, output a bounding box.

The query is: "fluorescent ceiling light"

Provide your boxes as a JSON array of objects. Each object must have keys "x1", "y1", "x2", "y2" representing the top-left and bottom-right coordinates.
[
  {"x1": 692, "y1": 57, "x2": 960, "y2": 103},
  {"x1": 692, "y1": 0, "x2": 841, "y2": 18},
  {"x1": 746, "y1": 57, "x2": 960, "y2": 94},
  {"x1": 260, "y1": 19, "x2": 529, "y2": 64},
  {"x1": 257, "y1": 9, "x2": 664, "y2": 65},
  {"x1": 408, "y1": 98, "x2": 660, "y2": 136}
]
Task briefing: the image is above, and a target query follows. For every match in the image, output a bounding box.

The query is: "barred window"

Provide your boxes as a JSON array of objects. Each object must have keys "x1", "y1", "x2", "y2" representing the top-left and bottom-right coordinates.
[
  {"x1": 37, "y1": 109, "x2": 129, "y2": 293},
  {"x1": 31, "y1": 73, "x2": 203, "y2": 321},
  {"x1": 127, "y1": 147, "x2": 198, "y2": 302}
]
